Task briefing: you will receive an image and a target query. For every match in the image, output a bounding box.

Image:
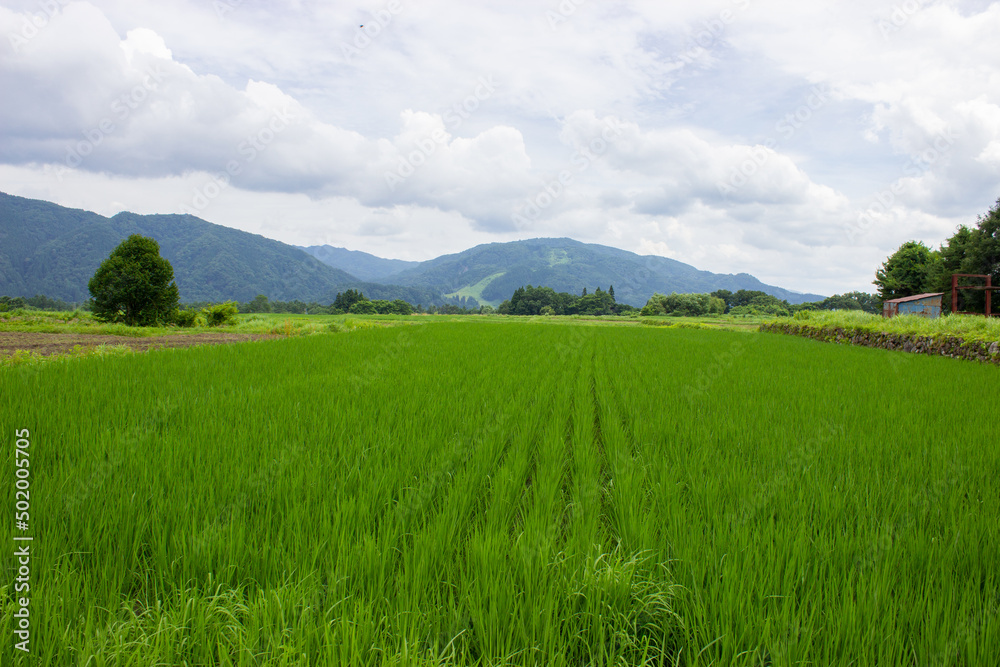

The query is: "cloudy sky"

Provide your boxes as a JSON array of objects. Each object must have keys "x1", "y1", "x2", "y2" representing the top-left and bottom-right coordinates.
[{"x1": 2, "y1": 0, "x2": 999, "y2": 295}]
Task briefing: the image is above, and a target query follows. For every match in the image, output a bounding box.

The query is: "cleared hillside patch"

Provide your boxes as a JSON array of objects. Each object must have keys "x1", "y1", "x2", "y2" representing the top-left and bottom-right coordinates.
[{"x1": 442, "y1": 272, "x2": 507, "y2": 307}]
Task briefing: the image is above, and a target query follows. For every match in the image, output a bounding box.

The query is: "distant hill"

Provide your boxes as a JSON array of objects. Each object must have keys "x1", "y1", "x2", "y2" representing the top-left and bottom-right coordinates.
[
  {"x1": 380, "y1": 238, "x2": 823, "y2": 307},
  {"x1": 299, "y1": 245, "x2": 419, "y2": 282},
  {"x1": 0, "y1": 193, "x2": 442, "y2": 305}
]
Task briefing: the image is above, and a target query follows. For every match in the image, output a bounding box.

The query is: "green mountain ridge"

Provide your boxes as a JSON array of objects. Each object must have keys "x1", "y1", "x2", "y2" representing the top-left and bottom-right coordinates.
[
  {"x1": 298, "y1": 245, "x2": 420, "y2": 282},
  {"x1": 0, "y1": 192, "x2": 442, "y2": 305},
  {"x1": 372, "y1": 238, "x2": 824, "y2": 307},
  {"x1": 1, "y1": 192, "x2": 824, "y2": 308}
]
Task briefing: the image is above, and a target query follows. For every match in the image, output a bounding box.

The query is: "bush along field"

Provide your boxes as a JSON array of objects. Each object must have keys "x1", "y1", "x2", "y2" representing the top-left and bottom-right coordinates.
[
  {"x1": 763, "y1": 311, "x2": 1000, "y2": 365},
  {"x1": 1, "y1": 320, "x2": 998, "y2": 665}
]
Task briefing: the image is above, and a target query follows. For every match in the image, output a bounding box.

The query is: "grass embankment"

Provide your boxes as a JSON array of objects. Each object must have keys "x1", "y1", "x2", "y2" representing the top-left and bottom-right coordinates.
[
  {"x1": 788, "y1": 310, "x2": 1000, "y2": 341},
  {"x1": 2, "y1": 321, "x2": 997, "y2": 665},
  {"x1": 762, "y1": 311, "x2": 1000, "y2": 364}
]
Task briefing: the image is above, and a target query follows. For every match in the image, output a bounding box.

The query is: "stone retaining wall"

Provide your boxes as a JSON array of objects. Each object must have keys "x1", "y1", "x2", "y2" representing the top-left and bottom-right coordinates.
[{"x1": 759, "y1": 322, "x2": 1000, "y2": 365}]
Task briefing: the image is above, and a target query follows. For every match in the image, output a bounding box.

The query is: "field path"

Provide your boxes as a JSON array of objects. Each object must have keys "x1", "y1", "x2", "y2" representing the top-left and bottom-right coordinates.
[{"x1": 0, "y1": 331, "x2": 280, "y2": 357}]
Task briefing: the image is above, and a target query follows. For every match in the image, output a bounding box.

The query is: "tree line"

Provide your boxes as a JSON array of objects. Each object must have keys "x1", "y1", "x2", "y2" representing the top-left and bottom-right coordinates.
[
  {"x1": 239, "y1": 291, "x2": 494, "y2": 315},
  {"x1": 240, "y1": 290, "x2": 414, "y2": 316},
  {"x1": 638, "y1": 289, "x2": 879, "y2": 317},
  {"x1": 0, "y1": 294, "x2": 84, "y2": 312},
  {"x1": 496, "y1": 285, "x2": 638, "y2": 316},
  {"x1": 874, "y1": 198, "x2": 999, "y2": 313}
]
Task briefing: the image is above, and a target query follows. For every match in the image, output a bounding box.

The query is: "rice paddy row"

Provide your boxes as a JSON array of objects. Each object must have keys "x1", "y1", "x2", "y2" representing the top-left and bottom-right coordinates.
[{"x1": 1, "y1": 321, "x2": 997, "y2": 665}]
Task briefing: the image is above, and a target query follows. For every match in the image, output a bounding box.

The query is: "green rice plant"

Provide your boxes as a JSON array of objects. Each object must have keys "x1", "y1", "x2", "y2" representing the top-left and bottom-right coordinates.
[
  {"x1": 597, "y1": 326, "x2": 999, "y2": 665},
  {"x1": 90, "y1": 344, "x2": 134, "y2": 357},
  {"x1": 0, "y1": 349, "x2": 46, "y2": 368}
]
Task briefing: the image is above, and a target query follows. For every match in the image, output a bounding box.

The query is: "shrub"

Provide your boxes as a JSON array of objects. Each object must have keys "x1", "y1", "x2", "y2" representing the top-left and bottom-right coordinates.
[
  {"x1": 202, "y1": 301, "x2": 239, "y2": 327},
  {"x1": 174, "y1": 309, "x2": 202, "y2": 328}
]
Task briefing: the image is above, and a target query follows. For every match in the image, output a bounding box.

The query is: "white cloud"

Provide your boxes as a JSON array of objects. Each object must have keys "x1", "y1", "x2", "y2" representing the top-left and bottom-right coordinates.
[
  {"x1": 1, "y1": 0, "x2": 998, "y2": 296},
  {"x1": 120, "y1": 26, "x2": 171, "y2": 62}
]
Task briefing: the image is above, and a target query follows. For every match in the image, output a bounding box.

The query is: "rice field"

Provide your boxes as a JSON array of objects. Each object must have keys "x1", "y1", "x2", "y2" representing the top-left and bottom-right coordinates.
[{"x1": 2, "y1": 320, "x2": 998, "y2": 665}]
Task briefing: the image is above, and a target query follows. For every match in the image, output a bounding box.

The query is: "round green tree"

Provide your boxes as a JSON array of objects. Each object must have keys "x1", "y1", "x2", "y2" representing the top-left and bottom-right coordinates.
[
  {"x1": 873, "y1": 240, "x2": 938, "y2": 303},
  {"x1": 88, "y1": 235, "x2": 180, "y2": 326}
]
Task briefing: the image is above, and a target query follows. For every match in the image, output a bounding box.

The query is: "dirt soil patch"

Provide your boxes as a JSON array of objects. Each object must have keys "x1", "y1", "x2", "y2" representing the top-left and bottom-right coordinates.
[{"x1": 0, "y1": 331, "x2": 282, "y2": 358}]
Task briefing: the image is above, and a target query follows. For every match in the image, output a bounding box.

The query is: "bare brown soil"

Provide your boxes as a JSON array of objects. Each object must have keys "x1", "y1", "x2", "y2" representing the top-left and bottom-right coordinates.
[{"x1": 0, "y1": 331, "x2": 281, "y2": 358}]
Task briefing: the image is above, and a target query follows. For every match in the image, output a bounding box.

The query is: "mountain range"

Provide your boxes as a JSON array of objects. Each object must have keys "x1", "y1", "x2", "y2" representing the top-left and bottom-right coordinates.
[
  {"x1": 297, "y1": 245, "x2": 420, "y2": 282},
  {"x1": 314, "y1": 238, "x2": 822, "y2": 307},
  {"x1": 0, "y1": 192, "x2": 824, "y2": 307},
  {"x1": 0, "y1": 193, "x2": 438, "y2": 305}
]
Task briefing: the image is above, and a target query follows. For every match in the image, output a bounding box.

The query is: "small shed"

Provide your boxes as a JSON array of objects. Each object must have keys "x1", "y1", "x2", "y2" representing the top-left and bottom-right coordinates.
[{"x1": 882, "y1": 292, "x2": 944, "y2": 319}]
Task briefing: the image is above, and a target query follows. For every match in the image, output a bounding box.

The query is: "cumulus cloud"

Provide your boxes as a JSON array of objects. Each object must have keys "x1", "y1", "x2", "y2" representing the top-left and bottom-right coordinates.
[{"x1": 0, "y1": 7, "x2": 543, "y2": 227}]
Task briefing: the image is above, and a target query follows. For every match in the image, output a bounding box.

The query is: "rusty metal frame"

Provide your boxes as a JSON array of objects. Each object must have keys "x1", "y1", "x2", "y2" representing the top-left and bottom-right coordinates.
[{"x1": 951, "y1": 274, "x2": 996, "y2": 317}]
